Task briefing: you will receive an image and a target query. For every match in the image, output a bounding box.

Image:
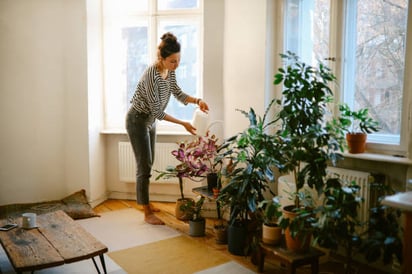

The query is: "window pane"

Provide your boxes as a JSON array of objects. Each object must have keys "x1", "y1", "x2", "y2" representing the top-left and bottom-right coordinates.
[
  {"x1": 103, "y1": 0, "x2": 148, "y2": 15},
  {"x1": 103, "y1": 18, "x2": 149, "y2": 128},
  {"x1": 344, "y1": 0, "x2": 408, "y2": 144},
  {"x1": 124, "y1": 28, "x2": 149, "y2": 107},
  {"x1": 285, "y1": 0, "x2": 330, "y2": 65},
  {"x1": 158, "y1": 20, "x2": 200, "y2": 121},
  {"x1": 157, "y1": 0, "x2": 199, "y2": 10}
]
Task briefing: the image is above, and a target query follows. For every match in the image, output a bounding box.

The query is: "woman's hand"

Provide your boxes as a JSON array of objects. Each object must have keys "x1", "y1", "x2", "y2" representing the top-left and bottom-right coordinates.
[
  {"x1": 198, "y1": 100, "x2": 209, "y2": 113},
  {"x1": 182, "y1": 121, "x2": 197, "y2": 135}
]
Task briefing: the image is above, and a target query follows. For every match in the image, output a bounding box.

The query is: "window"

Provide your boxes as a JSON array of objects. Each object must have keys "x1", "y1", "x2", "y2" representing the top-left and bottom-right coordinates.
[
  {"x1": 102, "y1": 0, "x2": 203, "y2": 131},
  {"x1": 283, "y1": 0, "x2": 411, "y2": 155}
]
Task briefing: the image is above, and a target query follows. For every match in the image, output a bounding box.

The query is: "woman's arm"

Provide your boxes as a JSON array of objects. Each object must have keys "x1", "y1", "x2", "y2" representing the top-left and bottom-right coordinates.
[
  {"x1": 163, "y1": 113, "x2": 197, "y2": 135},
  {"x1": 185, "y1": 96, "x2": 209, "y2": 113}
]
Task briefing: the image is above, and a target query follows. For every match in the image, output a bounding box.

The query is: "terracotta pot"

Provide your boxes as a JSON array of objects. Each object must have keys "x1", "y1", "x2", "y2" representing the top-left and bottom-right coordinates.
[
  {"x1": 212, "y1": 187, "x2": 220, "y2": 198},
  {"x1": 282, "y1": 205, "x2": 312, "y2": 252},
  {"x1": 346, "y1": 133, "x2": 367, "y2": 154},
  {"x1": 175, "y1": 198, "x2": 194, "y2": 221},
  {"x1": 262, "y1": 223, "x2": 282, "y2": 245}
]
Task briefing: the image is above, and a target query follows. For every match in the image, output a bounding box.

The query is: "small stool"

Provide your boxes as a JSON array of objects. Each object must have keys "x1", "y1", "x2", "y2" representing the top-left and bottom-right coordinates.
[{"x1": 258, "y1": 242, "x2": 325, "y2": 274}]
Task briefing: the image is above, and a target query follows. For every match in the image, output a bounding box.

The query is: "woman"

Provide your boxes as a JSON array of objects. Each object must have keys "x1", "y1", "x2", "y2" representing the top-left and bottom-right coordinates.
[{"x1": 126, "y1": 32, "x2": 209, "y2": 225}]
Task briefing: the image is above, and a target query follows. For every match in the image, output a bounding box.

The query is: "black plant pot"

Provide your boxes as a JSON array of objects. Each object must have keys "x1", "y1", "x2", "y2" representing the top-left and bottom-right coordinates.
[
  {"x1": 207, "y1": 173, "x2": 218, "y2": 192},
  {"x1": 228, "y1": 222, "x2": 247, "y2": 256},
  {"x1": 189, "y1": 218, "x2": 206, "y2": 237}
]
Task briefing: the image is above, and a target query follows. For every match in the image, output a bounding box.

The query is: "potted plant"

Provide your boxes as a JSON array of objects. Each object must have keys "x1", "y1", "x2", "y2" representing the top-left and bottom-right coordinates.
[
  {"x1": 272, "y1": 51, "x2": 345, "y2": 251},
  {"x1": 258, "y1": 196, "x2": 282, "y2": 246},
  {"x1": 335, "y1": 103, "x2": 380, "y2": 153},
  {"x1": 216, "y1": 100, "x2": 282, "y2": 256},
  {"x1": 213, "y1": 201, "x2": 229, "y2": 244},
  {"x1": 180, "y1": 196, "x2": 206, "y2": 237},
  {"x1": 359, "y1": 183, "x2": 403, "y2": 269},
  {"x1": 155, "y1": 133, "x2": 220, "y2": 220},
  {"x1": 313, "y1": 177, "x2": 363, "y2": 274}
]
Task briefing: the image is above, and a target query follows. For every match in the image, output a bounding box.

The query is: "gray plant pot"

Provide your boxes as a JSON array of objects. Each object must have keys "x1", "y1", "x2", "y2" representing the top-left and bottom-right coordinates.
[{"x1": 189, "y1": 218, "x2": 205, "y2": 237}]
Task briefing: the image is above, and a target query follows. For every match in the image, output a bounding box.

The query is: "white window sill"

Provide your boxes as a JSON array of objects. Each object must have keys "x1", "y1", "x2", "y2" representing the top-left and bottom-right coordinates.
[
  {"x1": 342, "y1": 151, "x2": 412, "y2": 165},
  {"x1": 100, "y1": 129, "x2": 191, "y2": 136}
]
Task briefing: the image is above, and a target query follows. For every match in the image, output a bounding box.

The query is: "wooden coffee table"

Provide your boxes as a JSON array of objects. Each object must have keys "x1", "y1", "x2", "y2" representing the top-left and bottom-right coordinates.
[{"x1": 0, "y1": 210, "x2": 108, "y2": 273}]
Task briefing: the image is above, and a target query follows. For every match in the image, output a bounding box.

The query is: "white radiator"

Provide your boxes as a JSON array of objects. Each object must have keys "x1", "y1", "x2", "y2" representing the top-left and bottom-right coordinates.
[
  {"x1": 278, "y1": 166, "x2": 372, "y2": 226},
  {"x1": 326, "y1": 167, "x2": 372, "y2": 226},
  {"x1": 118, "y1": 142, "x2": 179, "y2": 183}
]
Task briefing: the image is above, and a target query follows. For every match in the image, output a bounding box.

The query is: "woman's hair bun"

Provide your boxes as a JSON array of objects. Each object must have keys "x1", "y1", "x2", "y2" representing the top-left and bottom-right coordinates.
[
  {"x1": 161, "y1": 32, "x2": 177, "y2": 43},
  {"x1": 158, "y1": 32, "x2": 181, "y2": 58}
]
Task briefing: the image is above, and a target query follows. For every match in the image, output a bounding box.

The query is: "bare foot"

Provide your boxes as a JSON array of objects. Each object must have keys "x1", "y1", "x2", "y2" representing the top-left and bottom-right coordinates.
[
  {"x1": 150, "y1": 203, "x2": 160, "y2": 212},
  {"x1": 145, "y1": 214, "x2": 164, "y2": 225}
]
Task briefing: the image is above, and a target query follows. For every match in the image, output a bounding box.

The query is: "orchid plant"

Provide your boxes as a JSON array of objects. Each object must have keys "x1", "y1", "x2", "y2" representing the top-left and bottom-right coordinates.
[{"x1": 155, "y1": 132, "x2": 220, "y2": 199}]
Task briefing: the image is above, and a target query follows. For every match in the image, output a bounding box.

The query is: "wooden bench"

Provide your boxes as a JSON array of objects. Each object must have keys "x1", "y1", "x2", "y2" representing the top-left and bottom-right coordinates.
[
  {"x1": 0, "y1": 210, "x2": 107, "y2": 273},
  {"x1": 258, "y1": 242, "x2": 325, "y2": 274}
]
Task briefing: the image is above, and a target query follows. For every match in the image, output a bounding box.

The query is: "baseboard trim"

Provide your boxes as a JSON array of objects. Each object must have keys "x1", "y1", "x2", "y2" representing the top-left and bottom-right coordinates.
[{"x1": 107, "y1": 191, "x2": 196, "y2": 202}]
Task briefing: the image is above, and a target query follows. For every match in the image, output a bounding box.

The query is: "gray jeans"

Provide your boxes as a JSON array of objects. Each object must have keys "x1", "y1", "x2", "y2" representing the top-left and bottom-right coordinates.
[{"x1": 125, "y1": 108, "x2": 156, "y2": 205}]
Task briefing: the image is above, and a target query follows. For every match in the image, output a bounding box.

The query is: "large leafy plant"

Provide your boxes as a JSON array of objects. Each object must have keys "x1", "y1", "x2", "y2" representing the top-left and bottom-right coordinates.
[{"x1": 273, "y1": 51, "x2": 344, "y2": 209}]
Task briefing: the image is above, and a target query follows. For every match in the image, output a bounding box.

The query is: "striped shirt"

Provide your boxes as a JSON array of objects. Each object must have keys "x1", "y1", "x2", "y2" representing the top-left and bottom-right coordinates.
[{"x1": 130, "y1": 64, "x2": 188, "y2": 120}]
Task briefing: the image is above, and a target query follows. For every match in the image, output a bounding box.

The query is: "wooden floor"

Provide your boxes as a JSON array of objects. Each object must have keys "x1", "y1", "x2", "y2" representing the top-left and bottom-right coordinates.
[{"x1": 93, "y1": 199, "x2": 392, "y2": 274}]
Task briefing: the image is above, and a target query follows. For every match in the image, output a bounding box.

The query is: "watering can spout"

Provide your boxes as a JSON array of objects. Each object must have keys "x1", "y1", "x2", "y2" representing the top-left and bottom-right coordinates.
[{"x1": 191, "y1": 108, "x2": 223, "y2": 137}]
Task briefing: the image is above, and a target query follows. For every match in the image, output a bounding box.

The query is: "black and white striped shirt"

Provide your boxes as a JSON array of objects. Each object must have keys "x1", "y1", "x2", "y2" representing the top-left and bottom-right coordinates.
[{"x1": 130, "y1": 64, "x2": 188, "y2": 120}]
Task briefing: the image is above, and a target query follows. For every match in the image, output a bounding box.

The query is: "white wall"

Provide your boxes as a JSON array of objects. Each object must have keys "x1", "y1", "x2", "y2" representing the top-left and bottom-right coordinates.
[
  {"x1": 223, "y1": 0, "x2": 268, "y2": 136},
  {"x1": 0, "y1": 0, "x2": 106, "y2": 205}
]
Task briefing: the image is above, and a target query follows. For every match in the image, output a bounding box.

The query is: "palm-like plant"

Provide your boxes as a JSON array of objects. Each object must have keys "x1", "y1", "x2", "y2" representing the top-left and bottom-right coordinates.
[{"x1": 216, "y1": 99, "x2": 282, "y2": 225}]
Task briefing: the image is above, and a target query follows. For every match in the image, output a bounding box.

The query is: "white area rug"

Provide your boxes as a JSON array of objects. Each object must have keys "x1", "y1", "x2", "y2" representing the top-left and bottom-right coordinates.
[{"x1": 0, "y1": 208, "x2": 255, "y2": 274}]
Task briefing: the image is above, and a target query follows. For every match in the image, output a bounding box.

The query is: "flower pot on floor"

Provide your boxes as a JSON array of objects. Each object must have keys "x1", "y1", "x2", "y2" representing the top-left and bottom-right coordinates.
[
  {"x1": 228, "y1": 221, "x2": 247, "y2": 256},
  {"x1": 213, "y1": 224, "x2": 228, "y2": 244},
  {"x1": 189, "y1": 218, "x2": 206, "y2": 237},
  {"x1": 175, "y1": 198, "x2": 194, "y2": 221}
]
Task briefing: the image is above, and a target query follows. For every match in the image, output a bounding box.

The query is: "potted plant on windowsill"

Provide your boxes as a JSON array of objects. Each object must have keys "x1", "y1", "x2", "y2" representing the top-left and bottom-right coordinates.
[
  {"x1": 334, "y1": 103, "x2": 380, "y2": 153},
  {"x1": 155, "y1": 133, "x2": 220, "y2": 221},
  {"x1": 216, "y1": 100, "x2": 283, "y2": 256},
  {"x1": 272, "y1": 51, "x2": 345, "y2": 252}
]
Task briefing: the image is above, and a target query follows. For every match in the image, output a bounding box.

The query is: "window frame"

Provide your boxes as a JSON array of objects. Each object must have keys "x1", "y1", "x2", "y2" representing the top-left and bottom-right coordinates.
[
  {"x1": 280, "y1": 0, "x2": 411, "y2": 157},
  {"x1": 101, "y1": 0, "x2": 204, "y2": 133}
]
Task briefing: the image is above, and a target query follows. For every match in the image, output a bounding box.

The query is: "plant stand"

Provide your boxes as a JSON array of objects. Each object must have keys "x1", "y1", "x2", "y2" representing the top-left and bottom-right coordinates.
[
  {"x1": 192, "y1": 186, "x2": 221, "y2": 218},
  {"x1": 257, "y1": 242, "x2": 325, "y2": 274}
]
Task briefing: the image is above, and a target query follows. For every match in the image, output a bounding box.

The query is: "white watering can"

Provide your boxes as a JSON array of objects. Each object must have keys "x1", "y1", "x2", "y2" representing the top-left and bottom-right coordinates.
[{"x1": 191, "y1": 108, "x2": 223, "y2": 137}]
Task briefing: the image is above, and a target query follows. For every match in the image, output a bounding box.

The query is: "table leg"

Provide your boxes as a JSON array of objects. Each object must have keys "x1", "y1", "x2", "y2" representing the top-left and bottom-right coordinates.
[
  {"x1": 311, "y1": 259, "x2": 319, "y2": 274},
  {"x1": 92, "y1": 255, "x2": 107, "y2": 274},
  {"x1": 92, "y1": 257, "x2": 101, "y2": 274},
  {"x1": 99, "y1": 254, "x2": 107, "y2": 274}
]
